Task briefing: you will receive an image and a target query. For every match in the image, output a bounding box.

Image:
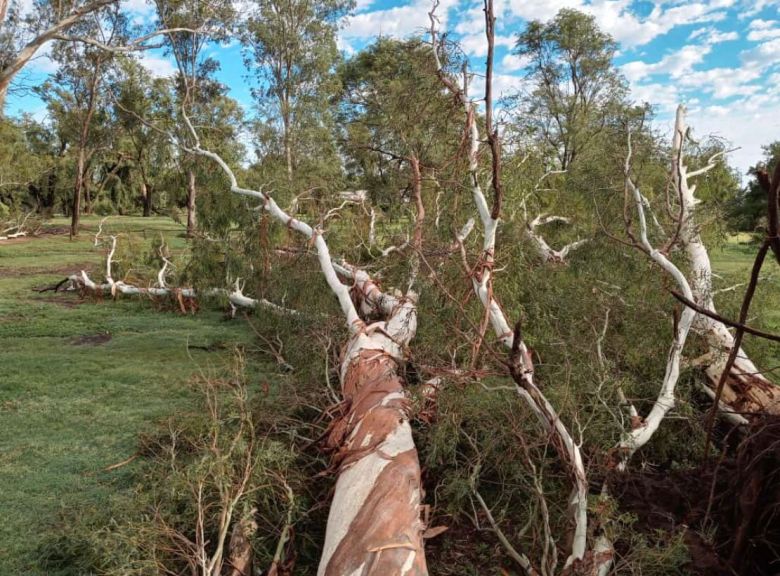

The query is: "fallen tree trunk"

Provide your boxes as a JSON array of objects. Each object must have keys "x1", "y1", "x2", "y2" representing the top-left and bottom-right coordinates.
[
  {"x1": 49, "y1": 236, "x2": 297, "y2": 315},
  {"x1": 319, "y1": 276, "x2": 426, "y2": 575},
  {"x1": 170, "y1": 111, "x2": 430, "y2": 574},
  {"x1": 671, "y1": 105, "x2": 780, "y2": 415}
]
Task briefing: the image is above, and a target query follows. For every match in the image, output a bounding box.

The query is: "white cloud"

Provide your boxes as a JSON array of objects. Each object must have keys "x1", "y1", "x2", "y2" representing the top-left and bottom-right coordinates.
[
  {"x1": 687, "y1": 92, "x2": 780, "y2": 174},
  {"x1": 747, "y1": 19, "x2": 780, "y2": 41},
  {"x1": 469, "y1": 72, "x2": 527, "y2": 101},
  {"x1": 27, "y1": 43, "x2": 58, "y2": 74},
  {"x1": 136, "y1": 54, "x2": 177, "y2": 78},
  {"x1": 504, "y1": 0, "x2": 732, "y2": 49},
  {"x1": 739, "y1": 0, "x2": 780, "y2": 18},
  {"x1": 341, "y1": 0, "x2": 459, "y2": 41},
  {"x1": 355, "y1": 0, "x2": 376, "y2": 11},
  {"x1": 677, "y1": 66, "x2": 762, "y2": 98},
  {"x1": 741, "y1": 37, "x2": 780, "y2": 66},
  {"x1": 459, "y1": 32, "x2": 514, "y2": 56},
  {"x1": 501, "y1": 52, "x2": 530, "y2": 71},
  {"x1": 688, "y1": 26, "x2": 739, "y2": 43},
  {"x1": 630, "y1": 81, "x2": 681, "y2": 113},
  {"x1": 622, "y1": 44, "x2": 713, "y2": 83}
]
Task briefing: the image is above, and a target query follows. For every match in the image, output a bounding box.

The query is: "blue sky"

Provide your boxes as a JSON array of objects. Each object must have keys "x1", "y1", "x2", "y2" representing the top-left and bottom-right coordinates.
[{"x1": 8, "y1": 0, "x2": 780, "y2": 174}]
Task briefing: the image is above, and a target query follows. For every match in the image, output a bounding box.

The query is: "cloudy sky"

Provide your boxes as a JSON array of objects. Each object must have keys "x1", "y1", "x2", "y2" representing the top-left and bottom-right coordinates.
[{"x1": 8, "y1": 0, "x2": 780, "y2": 175}]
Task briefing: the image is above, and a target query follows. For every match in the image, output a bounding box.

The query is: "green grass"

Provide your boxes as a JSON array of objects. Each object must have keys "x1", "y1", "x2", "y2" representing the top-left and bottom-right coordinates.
[
  {"x1": 0, "y1": 216, "x2": 263, "y2": 574},
  {"x1": 709, "y1": 235, "x2": 780, "y2": 368}
]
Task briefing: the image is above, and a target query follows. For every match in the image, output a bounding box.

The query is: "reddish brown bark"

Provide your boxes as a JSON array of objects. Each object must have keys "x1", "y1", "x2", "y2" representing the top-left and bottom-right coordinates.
[{"x1": 319, "y1": 347, "x2": 427, "y2": 575}]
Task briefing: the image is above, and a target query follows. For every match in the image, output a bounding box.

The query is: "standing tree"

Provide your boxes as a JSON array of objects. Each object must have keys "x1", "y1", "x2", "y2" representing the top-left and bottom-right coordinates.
[
  {"x1": 512, "y1": 8, "x2": 627, "y2": 170},
  {"x1": 113, "y1": 59, "x2": 174, "y2": 217},
  {"x1": 35, "y1": 8, "x2": 123, "y2": 236},
  {"x1": 153, "y1": 0, "x2": 235, "y2": 235},
  {"x1": 244, "y1": 0, "x2": 351, "y2": 183}
]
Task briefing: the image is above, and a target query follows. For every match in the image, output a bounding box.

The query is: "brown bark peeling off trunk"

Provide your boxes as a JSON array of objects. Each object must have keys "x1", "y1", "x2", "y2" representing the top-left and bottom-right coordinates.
[
  {"x1": 143, "y1": 104, "x2": 430, "y2": 575},
  {"x1": 320, "y1": 349, "x2": 426, "y2": 576},
  {"x1": 318, "y1": 285, "x2": 427, "y2": 576}
]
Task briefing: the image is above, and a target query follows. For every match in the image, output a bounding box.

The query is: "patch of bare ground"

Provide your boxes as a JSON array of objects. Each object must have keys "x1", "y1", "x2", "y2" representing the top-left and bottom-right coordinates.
[
  {"x1": 609, "y1": 416, "x2": 780, "y2": 576},
  {"x1": 70, "y1": 332, "x2": 112, "y2": 346}
]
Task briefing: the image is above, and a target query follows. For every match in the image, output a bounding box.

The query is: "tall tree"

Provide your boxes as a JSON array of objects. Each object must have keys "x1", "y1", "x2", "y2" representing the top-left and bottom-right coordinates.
[
  {"x1": 153, "y1": 0, "x2": 235, "y2": 235},
  {"x1": 512, "y1": 8, "x2": 627, "y2": 169},
  {"x1": 338, "y1": 38, "x2": 460, "y2": 204},
  {"x1": 35, "y1": 8, "x2": 123, "y2": 236},
  {"x1": 113, "y1": 59, "x2": 173, "y2": 217},
  {"x1": 244, "y1": 0, "x2": 352, "y2": 183}
]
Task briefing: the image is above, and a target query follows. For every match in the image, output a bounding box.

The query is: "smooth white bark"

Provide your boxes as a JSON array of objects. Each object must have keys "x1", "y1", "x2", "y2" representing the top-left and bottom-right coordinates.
[{"x1": 671, "y1": 105, "x2": 777, "y2": 413}]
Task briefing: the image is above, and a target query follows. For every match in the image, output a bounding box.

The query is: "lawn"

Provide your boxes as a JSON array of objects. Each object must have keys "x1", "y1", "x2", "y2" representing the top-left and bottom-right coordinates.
[
  {"x1": 709, "y1": 234, "x2": 780, "y2": 368},
  {"x1": 0, "y1": 216, "x2": 264, "y2": 574}
]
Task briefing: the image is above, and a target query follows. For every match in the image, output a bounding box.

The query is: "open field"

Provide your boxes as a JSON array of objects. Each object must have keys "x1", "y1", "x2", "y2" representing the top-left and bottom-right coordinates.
[
  {"x1": 0, "y1": 216, "x2": 264, "y2": 574},
  {"x1": 709, "y1": 235, "x2": 780, "y2": 368}
]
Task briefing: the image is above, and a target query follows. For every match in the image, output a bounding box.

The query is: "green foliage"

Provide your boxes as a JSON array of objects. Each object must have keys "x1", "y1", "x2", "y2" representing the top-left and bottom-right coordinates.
[
  {"x1": 0, "y1": 216, "x2": 262, "y2": 574},
  {"x1": 511, "y1": 8, "x2": 629, "y2": 169},
  {"x1": 731, "y1": 141, "x2": 780, "y2": 231},
  {"x1": 244, "y1": 0, "x2": 352, "y2": 189},
  {"x1": 1, "y1": 3, "x2": 779, "y2": 574}
]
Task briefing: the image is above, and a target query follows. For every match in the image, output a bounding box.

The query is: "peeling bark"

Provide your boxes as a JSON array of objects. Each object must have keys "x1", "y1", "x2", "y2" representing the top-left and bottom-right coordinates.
[{"x1": 162, "y1": 107, "x2": 431, "y2": 574}]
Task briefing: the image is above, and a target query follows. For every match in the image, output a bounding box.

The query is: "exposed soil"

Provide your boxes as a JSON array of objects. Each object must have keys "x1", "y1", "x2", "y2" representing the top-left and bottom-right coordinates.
[{"x1": 609, "y1": 416, "x2": 780, "y2": 576}]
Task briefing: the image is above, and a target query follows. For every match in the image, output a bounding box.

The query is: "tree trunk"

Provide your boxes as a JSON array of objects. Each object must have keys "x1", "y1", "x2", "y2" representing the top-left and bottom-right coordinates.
[
  {"x1": 70, "y1": 148, "x2": 86, "y2": 237},
  {"x1": 84, "y1": 178, "x2": 92, "y2": 215},
  {"x1": 141, "y1": 181, "x2": 152, "y2": 217},
  {"x1": 283, "y1": 117, "x2": 293, "y2": 183},
  {"x1": 319, "y1": 286, "x2": 427, "y2": 576},
  {"x1": 186, "y1": 169, "x2": 197, "y2": 235},
  {"x1": 673, "y1": 105, "x2": 780, "y2": 415}
]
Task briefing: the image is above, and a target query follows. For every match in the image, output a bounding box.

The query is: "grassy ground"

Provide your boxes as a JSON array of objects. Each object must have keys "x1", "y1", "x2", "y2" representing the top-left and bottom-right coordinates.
[
  {"x1": 0, "y1": 216, "x2": 262, "y2": 574},
  {"x1": 709, "y1": 234, "x2": 780, "y2": 368}
]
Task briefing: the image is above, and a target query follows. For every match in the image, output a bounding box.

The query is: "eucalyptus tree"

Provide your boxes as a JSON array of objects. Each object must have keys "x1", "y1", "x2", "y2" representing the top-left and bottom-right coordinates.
[
  {"x1": 511, "y1": 8, "x2": 628, "y2": 170},
  {"x1": 0, "y1": 115, "x2": 58, "y2": 212},
  {"x1": 113, "y1": 58, "x2": 175, "y2": 216},
  {"x1": 734, "y1": 142, "x2": 780, "y2": 231},
  {"x1": 153, "y1": 0, "x2": 235, "y2": 235},
  {"x1": 35, "y1": 6, "x2": 125, "y2": 236},
  {"x1": 244, "y1": 0, "x2": 352, "y2": 184},
  {"x1": 0, "y1": 0, "x2": 118, "y2": 111}
]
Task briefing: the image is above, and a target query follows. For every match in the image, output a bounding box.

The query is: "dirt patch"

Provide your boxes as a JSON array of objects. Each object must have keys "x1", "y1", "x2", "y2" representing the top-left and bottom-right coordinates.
[
  {"x1": 71, "y1": 332, "x2": 112, "y2": 346},
  {"x1": 609, "y1": 416, "x2": 780, "y2": 576},
  {"x1": 34, "y1": 295, "x2": 83, "y2": 308}
]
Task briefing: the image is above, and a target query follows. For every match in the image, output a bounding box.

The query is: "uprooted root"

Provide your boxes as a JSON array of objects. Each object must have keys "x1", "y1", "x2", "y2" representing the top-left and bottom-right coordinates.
[{"x1": 609, "y1": 416, "x2": 780, "y2": 575}]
